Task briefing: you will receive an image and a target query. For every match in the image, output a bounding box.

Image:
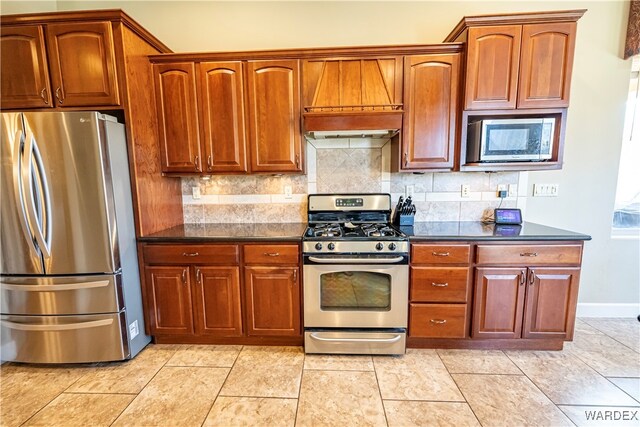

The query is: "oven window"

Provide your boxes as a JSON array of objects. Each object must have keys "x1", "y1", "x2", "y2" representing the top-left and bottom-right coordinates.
[{"x1": 320, "y1": 271, "x2": 391, "y2": 311}]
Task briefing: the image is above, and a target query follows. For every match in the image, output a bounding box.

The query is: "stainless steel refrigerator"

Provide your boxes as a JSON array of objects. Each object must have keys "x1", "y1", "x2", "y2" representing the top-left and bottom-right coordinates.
[{"x1": 0, "y1": 111, "x2": 151, "y2": 363}]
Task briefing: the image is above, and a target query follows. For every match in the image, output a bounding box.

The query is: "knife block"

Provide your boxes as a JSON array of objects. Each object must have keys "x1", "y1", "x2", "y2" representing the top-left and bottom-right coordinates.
[{"x1": 398, "y1": 214, "x2": 415, "y2": 226}]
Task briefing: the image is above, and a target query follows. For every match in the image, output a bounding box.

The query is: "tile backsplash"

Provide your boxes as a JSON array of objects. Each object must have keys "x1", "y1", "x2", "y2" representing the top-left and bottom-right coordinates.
[{"x1": 182, "y1": 138, "x2": 526, "y2": 223}]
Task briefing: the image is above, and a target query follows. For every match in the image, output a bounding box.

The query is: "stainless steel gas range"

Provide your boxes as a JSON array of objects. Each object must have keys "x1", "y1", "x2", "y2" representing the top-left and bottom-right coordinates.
[{"x1": 302, "y1": 194, "x2": 409, "y2": 355}]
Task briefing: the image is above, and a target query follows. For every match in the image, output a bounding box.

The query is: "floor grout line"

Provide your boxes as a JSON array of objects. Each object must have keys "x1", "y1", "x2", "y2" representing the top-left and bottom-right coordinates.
[
  {"x1": 579, "y1": 318, "x2": 640, "y2": 354},
  {"x1": 436, "y1": 349, "x2": 484, "y2": 427},
  {"x1": 371, "y1": 357, "x2": 390, "y2": 427}
]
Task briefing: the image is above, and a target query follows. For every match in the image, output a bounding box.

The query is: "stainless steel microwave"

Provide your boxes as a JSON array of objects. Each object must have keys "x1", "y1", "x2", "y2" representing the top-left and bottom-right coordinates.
[{"x1": 466, "y1": 118, "x2": 555, "y2": 162}]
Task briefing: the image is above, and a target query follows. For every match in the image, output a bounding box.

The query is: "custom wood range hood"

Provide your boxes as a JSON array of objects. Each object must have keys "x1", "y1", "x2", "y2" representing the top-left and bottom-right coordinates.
[{"x1": 302, "y1": 57, "x2": 403, "y2": 138}]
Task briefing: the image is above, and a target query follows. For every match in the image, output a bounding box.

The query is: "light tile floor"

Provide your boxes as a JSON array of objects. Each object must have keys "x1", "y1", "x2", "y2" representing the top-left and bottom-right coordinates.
[{"x1": 1, "y1": 318, "x2": 639, "y2": 427}]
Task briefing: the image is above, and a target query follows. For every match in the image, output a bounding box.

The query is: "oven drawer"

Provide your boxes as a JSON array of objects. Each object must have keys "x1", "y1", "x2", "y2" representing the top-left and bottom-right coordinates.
[
  {"x1": 476, "y1": 244, "x2": 582, "y2": 266},
  {"x1": 143, "y1": 244, "x2": 239, "y2": 265},
  {"x1": 411, "y1": 244, "x2": 471, "y2": 265},
  {"x1": 410, "y1": 267, "x2": 469, "y2": 303},
  {"x1": 409, "y1": 303, "x2": 467, "y2": 338},
  {"x1": 305, "y1": 330, "x2": 406, "y2": 355},
  {"x1": 244, "y1": 244, "x2": 299, "y2": 265}
]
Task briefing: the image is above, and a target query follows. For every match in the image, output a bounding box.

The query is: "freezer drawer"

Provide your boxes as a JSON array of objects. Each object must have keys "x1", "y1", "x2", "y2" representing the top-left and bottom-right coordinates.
[
  {"x1": 0, "y1": 274, "x2": 123, "y2": 315},
  {"x1": 1, "y1": 312, "x2": 129, "y2": 363}
]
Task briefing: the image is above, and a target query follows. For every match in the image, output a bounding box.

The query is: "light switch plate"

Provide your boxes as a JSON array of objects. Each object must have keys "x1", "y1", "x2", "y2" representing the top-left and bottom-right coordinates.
[
  {"x1": 405, "y1": 185, "x2": 415, "y2": 198},
  {"x1": 192, "y1": 186, "x2": 201, "y2": 199},
  {"x1": 284, "y1": 185, "x2": 293, "y2": 199},
  {"x1": 461, "y1": 184, "x2": 470, "y2": 198}
]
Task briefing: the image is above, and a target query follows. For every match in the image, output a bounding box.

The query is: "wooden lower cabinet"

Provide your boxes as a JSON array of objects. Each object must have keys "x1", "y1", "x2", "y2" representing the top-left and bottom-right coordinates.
[
  {"x1": 144, "y1": 266, "x2": 194, "y2": 335},
  {"x1": 193, "y1": 266, "x2": 242, "y2": 336},
  {"x1": 410, "y1": 303, "x2": 467, "y2": 338},
  {"x1": 472, "y1": 267, "x2": 526, "y2": 339},
  {"x1": 244, "y1": 267, "x2": 301, "y2": 336}
]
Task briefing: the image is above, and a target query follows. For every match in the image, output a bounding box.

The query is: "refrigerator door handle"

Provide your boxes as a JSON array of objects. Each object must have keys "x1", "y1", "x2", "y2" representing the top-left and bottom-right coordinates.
[
  {"x1": 1, "y1": 318, "x2": 113, "y2": 331},
  {"x1": 21, "y1": 131, "x2": 51, "y2": 259},
  {"x1": 31, "y1": 134, "x2": 52, "y2": 254},
  {"x1": 12, "y1": 129, "x2": 39, "y2": 259}
]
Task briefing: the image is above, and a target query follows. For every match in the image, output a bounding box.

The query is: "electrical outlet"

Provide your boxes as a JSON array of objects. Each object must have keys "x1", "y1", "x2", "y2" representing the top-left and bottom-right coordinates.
[
  {"x1": 129, "y1": 320, "x2": 139, "y2": 339},
  {"x1": 405, "y1": 185, "x2": 415, "y2": 198},
  {"x1": 508, "y1": 184, "x2": 517, "y2": 197},
  {"x1": 191, "y1": 186, "x2": 201, "y2": 199},
  {"x1": 461, "y1": 184, "x2": 470, "y2": 198},
  {"x1": 497, "y1": 184, "x2": 508, "y2": 192},
  {"x1": 533, "y1": 183, "x2": 559, "y2": 197},
  {"x1": 284, "y1": 185, "x2": 293, "y2": 199}
]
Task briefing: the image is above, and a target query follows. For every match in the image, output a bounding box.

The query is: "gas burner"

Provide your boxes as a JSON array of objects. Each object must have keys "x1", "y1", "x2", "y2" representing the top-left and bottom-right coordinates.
[
  {"x1": 362, "y1": 223, "x2": 400, "y2": 238},
  {"x1": 313, "y1": 223, "x2": 342, "y2": 238}
]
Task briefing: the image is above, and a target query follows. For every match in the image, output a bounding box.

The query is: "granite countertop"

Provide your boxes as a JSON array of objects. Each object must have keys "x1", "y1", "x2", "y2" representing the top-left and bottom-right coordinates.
[
  {"x1": 138, "y1": 223, "x2": 307, "y2": 242},
  {"x1": 139, "y1": 221, "x2": 590, "y2": 242},
  {"x1": 402, "y1": 221, "x2": 591, "y2": 241}
]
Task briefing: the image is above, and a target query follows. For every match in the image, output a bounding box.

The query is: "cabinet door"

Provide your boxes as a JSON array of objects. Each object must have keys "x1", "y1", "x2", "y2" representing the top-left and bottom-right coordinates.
[
  {"x1": 192, "y1": 266, "x2": 243, "y2": 336},
  {"x1": 518, "y1": 22, "x2": 577, "y2": 109},
  {"x1": 0, "y1": 25, "x2": 52, "y2": 109},
  {"x1": 402, "y1": 54, "x2": 460, "y2": 169},
  {"x1": 153, "y1": 62, "x2": 202, "y2": 173},
  {"x1": 144, "y1": 266, "x2": 193, "y2": 335},
  {"x1": 465, "y1": 25, "x2": 522, "y2": 110},
  {"x1": 45, "y1": 22, "x2": 119, "y2": 107},
  {"x1": 246, "y1": 60, "x2": 302, "y2": 173},
  {"x1": 472, "y1": 267, "x2": 526, "y2": 339},
  {"x1": 522, "y1": 267, "x2": 580, "y2": 339},
  {"x1": 198, "y1": 62, "x2": 248, "y2": 173},
  {"x1": 244, "y1": 267, "x2": 301, "y2": 336}
]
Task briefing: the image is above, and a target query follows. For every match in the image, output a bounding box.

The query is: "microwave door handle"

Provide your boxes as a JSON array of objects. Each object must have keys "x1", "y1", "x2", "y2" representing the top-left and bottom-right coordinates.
[
  {"x1": 13, "y1": 130, "x2": 39, "y2": 259},
  {"x1": 21, "y1": 131, "x2": 50, "y2": 259}
]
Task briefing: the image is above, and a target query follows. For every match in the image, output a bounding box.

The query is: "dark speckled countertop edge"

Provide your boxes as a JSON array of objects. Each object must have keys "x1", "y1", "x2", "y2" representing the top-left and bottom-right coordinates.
[{"x1": 137, "y1": 221, "x2": 591, "y2": 243}]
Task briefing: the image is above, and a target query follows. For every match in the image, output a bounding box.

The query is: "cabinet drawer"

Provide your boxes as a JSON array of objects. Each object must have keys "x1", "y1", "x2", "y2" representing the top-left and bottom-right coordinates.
[
  {"x1": 476, "y1": 244, "x2": 582, "y2": 266},
  {"x1": 409, "y1": 303, "x2": 467, "y2": 338},
  {"x1": 143, "y1": 244, "x2": 239, "y2": 265},
  {"x1": 410, "y1": 267, "x2": 469, "y2": 303},
  {"x1": 411, "y1": 244, "x2": 471, "y2": 264},
  {"x1": 244, "y1": 245, "x2": 299, "y2": 265}
]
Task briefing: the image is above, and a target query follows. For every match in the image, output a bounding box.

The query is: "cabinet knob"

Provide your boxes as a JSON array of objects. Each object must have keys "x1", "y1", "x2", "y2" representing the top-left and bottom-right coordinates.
[
  {"x1": 529, "y1": 269, "x2": 536, "y2": 286},
  {"x1": 404, "y1": 152, "x2": 408, "y2": 167},
  {"x1": 195, "y1": 268, "x2": 201, "y2": 284},
  {"x1": 519, "y1": 270, "x2": 526, "y2": 286},
  {"x1": 40, "y1": 88, "x2": 49, "y2": 105},
  {"x1": 194, "y1": 155, "x2": 200, "y2": 172},
  {"x1": 207, "y1": 155, "x2": 213, "y2": 171},
  {"x1": 295, "y1": 154, "x2": 300, "y2": 169},
  {"x1": 181, "y1": 269, "x2": 187, "y2": 284}
]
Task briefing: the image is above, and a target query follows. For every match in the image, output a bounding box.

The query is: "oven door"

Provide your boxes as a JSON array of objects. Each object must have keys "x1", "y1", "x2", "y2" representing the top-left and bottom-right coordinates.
[{"x1": 303, "y1": 255, "x2": 408, "y2": 328}]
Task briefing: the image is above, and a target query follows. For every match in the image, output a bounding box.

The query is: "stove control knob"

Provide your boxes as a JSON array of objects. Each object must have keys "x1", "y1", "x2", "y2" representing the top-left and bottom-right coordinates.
[
  {"x1": 388, "y1": 243, "x2": 397, "y2": 251},
  {"x1": 375, "y1": 242, "x2": 384, "y2": 251},
  {"x1": 315, "y1": 243, "x2": 323, "y2": 251},
  {"x1": 328, "y1": 243, "x2": 336, "y2": 250}
]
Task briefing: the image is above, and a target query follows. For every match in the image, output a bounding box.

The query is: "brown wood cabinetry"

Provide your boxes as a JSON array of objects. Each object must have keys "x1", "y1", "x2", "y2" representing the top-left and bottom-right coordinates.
[
  {"x1": 140, "y1": 242, "x2": 301, "y2": 344},
  {"x1": 244, "y1": 267, "x2": 301, "y2": 336},
  {"x1": 471, "y1": 243, "x2": 582, "y2": 341},
  {"x1": 45, "y1": 21, "x2": 119, "y2": 107},
  {"x1": 153, "y1": 63, "x2": 202, "y2": 173},
  {"x1": 460, "y1": 20, "x2": 579, "y2": 110},
  {"x1": 198, "y1": 61, "x2": 247, "y2": 173},
  {"x1": 144, "y1": 266, "x2": 194, "y2": 335},
  {"x1": 247, "y1": 60, "x2": 302, "y2": 173},
  {"x1": 402, "y1": 53, "x2": 461, "y2": 170},
  {"x1": 0, "y1": 25, "x2": 52, "y2": 109},
  {"x1": 1, "y1": 21, "x2": 119, "y2": 109}
]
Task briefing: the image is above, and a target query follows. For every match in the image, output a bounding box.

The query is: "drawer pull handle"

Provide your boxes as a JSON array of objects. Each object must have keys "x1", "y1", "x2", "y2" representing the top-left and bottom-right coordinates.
[
  {"x1": 520, "y1": 252, "x2": 538, "y2": 257},
  {"x1": 431, "y1": 282, "x2": 448, "y2": 287},
  {"x1": 432, "y1": 252, "x2": 450, "y2": 257},
  {"x1": 430, "y1": 319, "x2": 447, "y2": 325},
  {"x1": 182, "y1": 252, "x2": 199, "y2": 257},
  {"x1": 264, "y1": 252, "x2": 280, "y2": 257}
]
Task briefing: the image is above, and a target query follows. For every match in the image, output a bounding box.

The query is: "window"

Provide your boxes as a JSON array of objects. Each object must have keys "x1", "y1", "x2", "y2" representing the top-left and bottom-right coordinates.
[{"x1": 612, "y1": 58, "x2": 640, "y2": 235}]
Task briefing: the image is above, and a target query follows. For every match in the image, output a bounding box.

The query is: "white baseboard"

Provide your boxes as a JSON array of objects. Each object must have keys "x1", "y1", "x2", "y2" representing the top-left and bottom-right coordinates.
[{"x1": 577, "y1": 303, "x2": 640, "y2": 318}]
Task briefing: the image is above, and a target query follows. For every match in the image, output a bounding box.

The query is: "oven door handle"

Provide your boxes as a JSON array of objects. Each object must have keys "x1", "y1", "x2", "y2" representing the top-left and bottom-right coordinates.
[
  {"x1": 308, "y1": 256, "x2": 404, "y2": 264},
  {"x1": 308, "y1": 333, "x2": 403, "y2": 344}
]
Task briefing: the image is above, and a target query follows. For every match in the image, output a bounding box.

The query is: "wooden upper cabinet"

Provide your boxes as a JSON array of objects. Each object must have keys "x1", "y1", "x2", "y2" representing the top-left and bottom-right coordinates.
[
  {"x1": 246, "y1": 60, "x2": 302, "y2": 173},
  {"x1": 472, "y1": 267, "x2": 526, "y2": 339},
  {"x1": 522, "y1": 267, "x2": 580, "y2": 339},
  {"x1": 402, "y1": 54, "x2": 460, "y2": 170},
  {"x1": 144, "y1": 266, "x2": 194, "y2": 335},
  {"x1": 465, "y1": 25, "x2": 522, "y2": 110},
  {"x1": 45, "y1": 21, "x2": 119, "y2": 107},
  {"x1": 153, "y1": 62, "x2": 202, "y2": 173},
  {"x1": 192, "y1": 266, "x2": 243, "y2": 337},
  {"x1": 0, "y1": 25, "x2": 52, "y2": 109},
  {"x1": 518, "y1": 22, "x2": 577, "y2": 109},
  {"x1": 198, "y1": 61, "x2": 248, "y2": 173}
]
